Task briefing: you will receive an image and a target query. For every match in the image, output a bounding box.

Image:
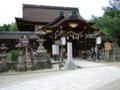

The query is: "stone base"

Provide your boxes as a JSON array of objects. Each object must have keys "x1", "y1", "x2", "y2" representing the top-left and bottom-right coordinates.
[
  {"x1": 65, "y1": 60, "x2": 77, "y2": 70},
  {"x1": 36, "y1": 49, "x2": 47, "y2": 53},
  {"x1": 16, "y1": 64, "x2": 25, "y2": 71},
  {"x1": 33, "y1": 51, "x2": 52, "y2": 69}
]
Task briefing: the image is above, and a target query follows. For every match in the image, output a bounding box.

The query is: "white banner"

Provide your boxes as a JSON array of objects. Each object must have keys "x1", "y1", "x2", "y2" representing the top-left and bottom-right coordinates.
[
  {"x1": 96, "y1": 36, "x2": 101, "y2": 44},
  {"x1": 61, "y1": 37, "x2": 66, "y2": 45},
  {"x1": 52, "y1": 44, "x2": 59, "y2": 55}
]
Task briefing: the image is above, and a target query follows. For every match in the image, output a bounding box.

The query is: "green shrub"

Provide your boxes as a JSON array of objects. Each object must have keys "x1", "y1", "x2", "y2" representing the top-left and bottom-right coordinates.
[{"x1": 10, "y1": 50, "x2": 18, "y2": 61}]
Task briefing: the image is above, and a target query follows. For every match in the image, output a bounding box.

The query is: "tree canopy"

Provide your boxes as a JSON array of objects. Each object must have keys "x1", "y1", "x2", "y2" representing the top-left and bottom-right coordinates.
[
  {"x1": 0, "y1": 23, "x2": 17, "y2": 31},
  {"x1": 91, "y1": 0, "x2": 120, "y2": 39}
]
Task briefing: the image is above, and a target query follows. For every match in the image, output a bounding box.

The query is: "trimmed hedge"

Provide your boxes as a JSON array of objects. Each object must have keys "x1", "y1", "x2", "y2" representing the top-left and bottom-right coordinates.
[{"x1": 10, "y1": 50, "x2": 18, "y2": 61}]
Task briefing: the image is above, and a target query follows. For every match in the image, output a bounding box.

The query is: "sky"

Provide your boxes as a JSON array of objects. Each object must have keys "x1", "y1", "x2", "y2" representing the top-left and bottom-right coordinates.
[{"x1": 0, "y1": 0, "x2": 109, "y2": 25}]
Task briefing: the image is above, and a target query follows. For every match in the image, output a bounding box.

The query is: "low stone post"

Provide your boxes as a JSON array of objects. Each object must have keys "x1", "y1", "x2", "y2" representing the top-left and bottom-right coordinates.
[{"x1": 65, "y1": 42, "x2": 76, "y2": 70}]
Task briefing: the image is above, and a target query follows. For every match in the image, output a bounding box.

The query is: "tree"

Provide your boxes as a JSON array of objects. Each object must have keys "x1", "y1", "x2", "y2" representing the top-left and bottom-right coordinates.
[
  {"x1": 91, "y1": 0, "x2": 120, "y2": 39},
  {"x1": 9, "y1": 23, "x2": 17, "y2": 31},
  {"x1": 10, "y1": 50, "x2": 18, "y2": 61},
  {"x1": 0, "y1": 22, "x2": 17, "y2": 32},
  {"x1": 3, "y1": 24, "x2": 10, "y2": 31},
  {"x1": 109, "y1": 0, "x2": 120, "y2": 10},
  {"x1": 0, "y1": 26, "x2": 4, "y2": 31}
]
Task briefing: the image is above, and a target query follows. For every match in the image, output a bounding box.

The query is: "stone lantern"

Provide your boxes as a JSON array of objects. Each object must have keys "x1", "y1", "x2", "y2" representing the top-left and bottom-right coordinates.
[
  {"x1": 16, "y1": 38, "x2": 25, "y2": 71},
  {"x1": 0, "y1": 43, "x2": 8, "y2": 70},
  {"x1": 36, "y1": 30, "x2": 46, "y2": 53},
  {"x1": 34, "y1": 27, "x2": 52, "y2": 69}
]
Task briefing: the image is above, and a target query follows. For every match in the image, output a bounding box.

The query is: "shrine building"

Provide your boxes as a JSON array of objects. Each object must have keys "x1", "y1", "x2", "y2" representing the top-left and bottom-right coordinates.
[{"x1": 0, "y1": 4, "x2": 98, "y2": 57}]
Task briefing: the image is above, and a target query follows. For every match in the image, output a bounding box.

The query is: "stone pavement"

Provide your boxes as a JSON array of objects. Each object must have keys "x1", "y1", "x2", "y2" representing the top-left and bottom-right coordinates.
[
  {"x1": 1, "y1": 59, "x2": 120, "y2": 90},
  {"x1": 73, "y1": 58, "x2": 107, "y2": 68},
  {"x1": 95, "y1": 79, "x2": 120, "y2": 90}
]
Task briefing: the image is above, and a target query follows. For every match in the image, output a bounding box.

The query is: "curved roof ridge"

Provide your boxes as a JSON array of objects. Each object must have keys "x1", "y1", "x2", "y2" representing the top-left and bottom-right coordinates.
[{"x1": 23, "y1": 4, "x2": 79, "y2": 11}]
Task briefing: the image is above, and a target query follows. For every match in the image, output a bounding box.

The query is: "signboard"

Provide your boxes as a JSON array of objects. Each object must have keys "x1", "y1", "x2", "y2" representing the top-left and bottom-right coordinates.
[
  {"x1": 21, "y1": 35, "x2": 29, "y2": 47},
  {"x1": 52, "y1": 44, "x2": 59, "y2": 55},
  {"x1": 104, "y1": 42, "x2": 112, "y2": 50}
]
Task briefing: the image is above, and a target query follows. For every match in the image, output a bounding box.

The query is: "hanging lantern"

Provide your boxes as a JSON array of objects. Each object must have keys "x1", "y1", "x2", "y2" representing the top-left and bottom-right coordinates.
[
  {"x1": 77, "y1": 35, "x2": 79, "y2": 40},
  {"x1": 80, "y1": 34, "x2": 83, "y2": 38},
  {"x1": 74, "y1": 35, "x2": 77, "y2": 39},
  {"x1": 70, "y1": 33, "x2": 72, "y2": 37},
  {"x1": 69, "y1": 22, "x2": 78, "y2": 28},
  {"x1": 67, "y1": 36, "x2": 69, "y2": 40},
  {"x1": 72, "y1": 35, "x2": 74, "y2": 39},
  {"x1": 84, "y1": 26, "x2": 87, "y2": 30},
  {"x1": 45, "y1": 29, "x2": 52, "y2": 33},
  {"x1": 85, "y1": 34, "x2": 88, "y2": 39}
]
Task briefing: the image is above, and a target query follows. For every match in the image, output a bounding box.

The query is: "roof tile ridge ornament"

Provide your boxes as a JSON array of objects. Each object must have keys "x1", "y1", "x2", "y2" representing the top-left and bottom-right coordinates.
[
  {"x1": 69, "y1": 10, "x2": 80, "y2": 19},
  {"x1": 58, "y1": 11, "x2": 64, "y2": 16}
]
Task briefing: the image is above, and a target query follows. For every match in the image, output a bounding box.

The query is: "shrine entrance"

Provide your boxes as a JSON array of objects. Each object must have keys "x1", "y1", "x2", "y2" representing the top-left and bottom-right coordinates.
[
  {"x1": 43, "y1": 30, "x2": 96, "y2": 58},
  {"x1": 72, "y1": 38, "x2": 95, "y2": 58},
  {"x1": 42, "y1": 11, "x2": 97, "y2": 58}
]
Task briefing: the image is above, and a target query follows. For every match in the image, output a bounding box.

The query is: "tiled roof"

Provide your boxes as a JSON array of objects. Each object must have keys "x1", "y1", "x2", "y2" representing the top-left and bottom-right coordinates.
[
  {"x1": 22, "y1": 4, "x2": 80, "y2": 22},
  {"x1": 0, "y1": 31, "x2": 37, "y2": 39}
]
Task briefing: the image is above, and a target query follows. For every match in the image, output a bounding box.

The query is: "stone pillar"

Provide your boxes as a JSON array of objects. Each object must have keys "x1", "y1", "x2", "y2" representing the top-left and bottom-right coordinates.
[
  {"x1": 25, "y1": 47, "x2": 28, "y2": 69},
  {"x1": 18, "y1": 49, "x2": 23, "y2": 64},
  {"x1": 24, "y1": 47, "x2": 31, "y2": 70},
  {"x1": 16, "y1": 49, "x2": 25, "y2": 71},
  {"x1": 65, "y1": 42, "x2": 76, "y2": 70},
  {"x1": 33, "y1": 33, "x2": 52, "y2": 69},
  {"x1": 67, "y1": 42, "x2": 72, "y2": 61}
]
